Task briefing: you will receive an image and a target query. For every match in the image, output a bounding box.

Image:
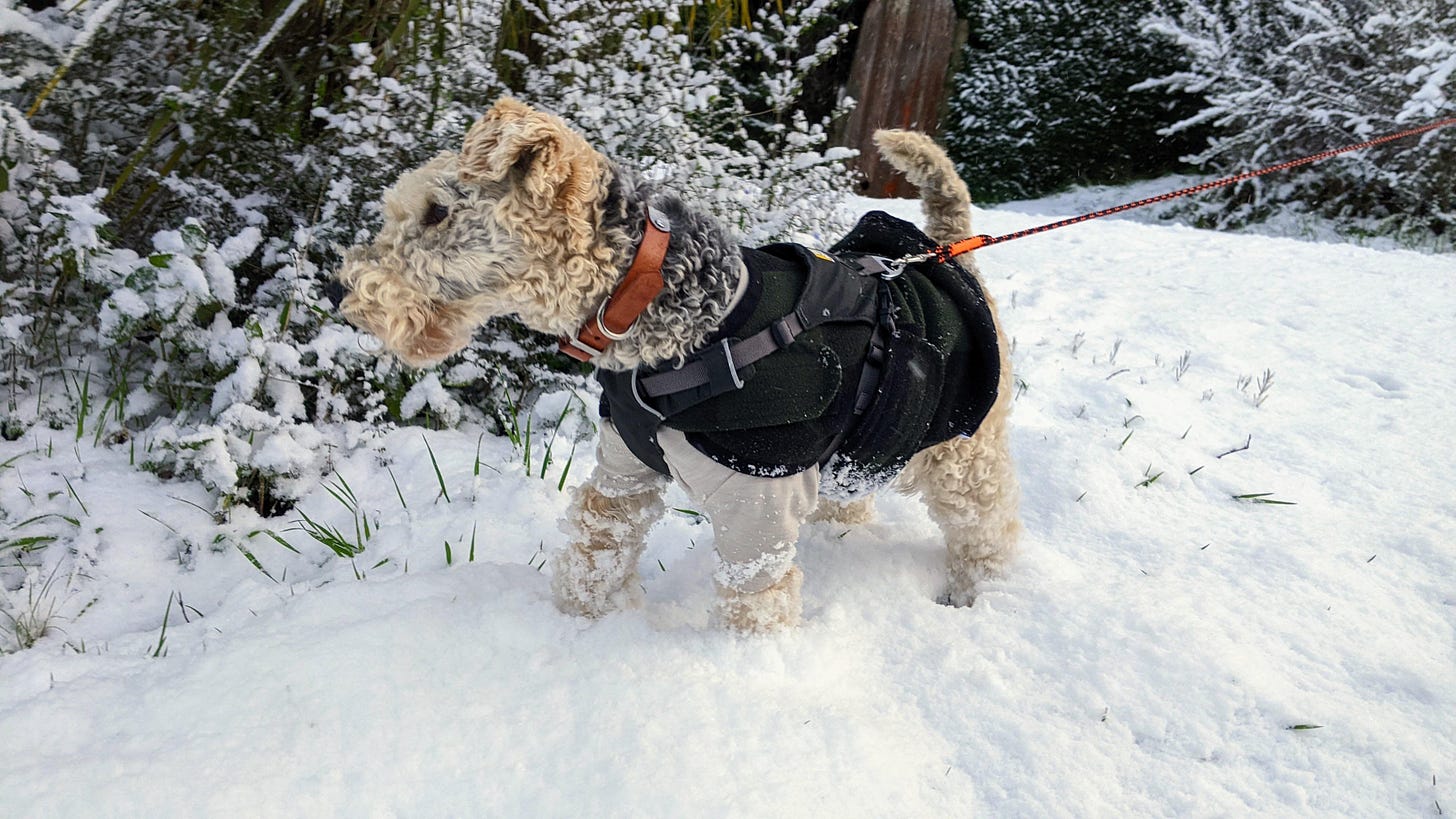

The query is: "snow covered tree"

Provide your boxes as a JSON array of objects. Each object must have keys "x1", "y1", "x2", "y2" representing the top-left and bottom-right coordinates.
[
  {"x1": 944, "y1": 0, "x2": 1206, "y2": 202},
  {"x1": 1142, "y1": 0, "x2": 1456, "y2": 243}
]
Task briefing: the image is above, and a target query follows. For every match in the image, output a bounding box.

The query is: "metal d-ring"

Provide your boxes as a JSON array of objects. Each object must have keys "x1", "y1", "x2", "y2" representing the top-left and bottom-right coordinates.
[{"x1": 596, "y1": 298, "x2": 638, "y2": 341}]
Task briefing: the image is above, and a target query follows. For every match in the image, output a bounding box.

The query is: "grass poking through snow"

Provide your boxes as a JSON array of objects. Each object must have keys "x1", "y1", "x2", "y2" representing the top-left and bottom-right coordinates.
[
  {"x1": 1232, "y1": 492, "x2": 1297, "y2": 506},
  {"x1": 423, "y1": 435, "x2": 451, "y2": 504}
]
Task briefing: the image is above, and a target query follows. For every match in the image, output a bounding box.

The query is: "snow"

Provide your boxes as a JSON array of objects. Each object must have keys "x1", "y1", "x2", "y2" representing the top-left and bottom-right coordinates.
[
  {"x1": 210, "y1": 357, "x2": 264, "y2": 417},
  {"x1": 399, "y1": 372, "x2": 463, "y2": 426},
  {"x1": 3, "y1": 193, "x2": 1455, "y2": 815},
  {"x1": 0, "y1": 312, "x2": 33, "y2": 341}
]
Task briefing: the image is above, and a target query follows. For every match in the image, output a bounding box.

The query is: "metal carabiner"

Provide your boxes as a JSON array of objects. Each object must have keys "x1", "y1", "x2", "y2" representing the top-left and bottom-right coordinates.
[
  {"x1": 881, "y1": 252, "x2": 936, "y2": 278},
  {"x1": 855, "y1": 253, "x2": 927, "y2": 279}
]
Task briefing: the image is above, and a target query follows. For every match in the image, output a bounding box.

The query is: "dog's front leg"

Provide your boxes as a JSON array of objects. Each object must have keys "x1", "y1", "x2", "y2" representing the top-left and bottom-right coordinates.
[
  {"x1": 552, "y1": 420, "x2": 667, "y2": 618},
  {"x1": 656, "y1": 429, "x2": 817, "y2": 634}
]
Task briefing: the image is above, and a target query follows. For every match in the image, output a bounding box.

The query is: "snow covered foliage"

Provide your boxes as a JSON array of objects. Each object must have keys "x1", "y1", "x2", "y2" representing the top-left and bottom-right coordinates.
[
  {"x1": 944, "y1": 0, "x2": 1206, "y2": 202},
  {"x1": 507, "y1": 0, "x2": 858, "y2": 245},
  {"x1": 0, "y1": 0, "x2": 857, "y2": 514},
  {"x1": 1142, "y1": 0, "x2": 1456, "y2": 243}
]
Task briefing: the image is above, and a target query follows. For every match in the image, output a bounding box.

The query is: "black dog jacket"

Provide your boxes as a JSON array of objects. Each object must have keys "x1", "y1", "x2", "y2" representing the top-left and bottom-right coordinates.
[{"x1": 596, "y1": 211, "x2": 1001, "y2": 495}]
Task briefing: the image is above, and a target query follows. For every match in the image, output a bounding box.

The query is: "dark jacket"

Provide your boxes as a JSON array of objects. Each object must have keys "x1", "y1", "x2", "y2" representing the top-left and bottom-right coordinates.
[{"x1": 598, "y1": 211, "x2": 1000, "y2": 495}]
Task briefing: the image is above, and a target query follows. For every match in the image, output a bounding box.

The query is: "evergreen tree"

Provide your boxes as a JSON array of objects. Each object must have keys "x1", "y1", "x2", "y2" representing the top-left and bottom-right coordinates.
[
  {"x1": 1143, "y1": 0, "x2": 1456, "y2": 242},
  {"x1": 944, "y1": 0, "x2": 1205, "y2": 202}
]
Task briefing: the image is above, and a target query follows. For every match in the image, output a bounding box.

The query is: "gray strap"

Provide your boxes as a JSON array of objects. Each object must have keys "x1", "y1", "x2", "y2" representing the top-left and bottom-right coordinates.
[{"x1": 639, "y1": 311, "x2": 806, "y2": 398}]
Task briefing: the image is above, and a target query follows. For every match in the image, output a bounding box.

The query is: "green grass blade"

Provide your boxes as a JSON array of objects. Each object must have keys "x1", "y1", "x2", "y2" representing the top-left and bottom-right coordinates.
[
  {"x1": 151, "y1": 592, "x2": 174, "y2": 658},
  {"x1": 422, "y1": 435, "x2": 451, "y2": 503},
  {"x1": 386, "y1": 465, "x2": 409, "y2": 510},
  {"x1": 249, "y1": 528, "x2": 300, "y2": 554}
]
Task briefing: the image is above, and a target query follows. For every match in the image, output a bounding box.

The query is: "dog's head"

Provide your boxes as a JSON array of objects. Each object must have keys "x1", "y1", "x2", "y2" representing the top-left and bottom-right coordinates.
[{"x1": 334, "y1": 98, "x2": 618, "y2": 367}]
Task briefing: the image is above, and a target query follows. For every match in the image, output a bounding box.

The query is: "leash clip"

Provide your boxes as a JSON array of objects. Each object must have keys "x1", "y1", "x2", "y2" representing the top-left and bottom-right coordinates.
[
  {"x1": 881, "y1": 252, "x2": 935, "y2": 278},
  {"x1": 856, "y1": 254, "x2": 928, "y2": 279}
]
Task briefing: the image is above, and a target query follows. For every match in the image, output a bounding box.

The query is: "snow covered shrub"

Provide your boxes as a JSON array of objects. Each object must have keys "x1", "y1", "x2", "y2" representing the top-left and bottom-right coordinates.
[
  {"x1": 509, "y1": 0, "x2": 859, "y2": 245},
  {"x1": 2, "y1": 2, "x2": 550, "y2": 511},
  {"x1": 944, "y1": 0, "x2": 1206, "y2": 202},
  {"x1": 11, "y1": 1, "x2": 497, "y2": 252},
  {"x1": 1142, "y1": 0, "x2": 1456, "y2": 243},
  {"x1": 0, "y1": 100, "x2": 109, "y2": 435},
  {"x1": 1, "y1": 0, "x2": 857, "y2": 518},
  {"x1": 714, "y1": 0, "x2": 860, "y2": 244}
]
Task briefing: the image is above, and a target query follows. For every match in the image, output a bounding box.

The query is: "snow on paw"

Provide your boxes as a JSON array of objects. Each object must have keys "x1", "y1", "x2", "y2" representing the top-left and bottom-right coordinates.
[{"x1": 713, "y1": 565, "x2": 803, "y2": 634}]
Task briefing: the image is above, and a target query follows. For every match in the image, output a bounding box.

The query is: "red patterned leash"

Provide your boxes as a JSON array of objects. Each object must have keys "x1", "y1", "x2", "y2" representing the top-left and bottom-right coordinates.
[{"x1": 891, "y1": 116, "x2": 1456, "y2": 270}]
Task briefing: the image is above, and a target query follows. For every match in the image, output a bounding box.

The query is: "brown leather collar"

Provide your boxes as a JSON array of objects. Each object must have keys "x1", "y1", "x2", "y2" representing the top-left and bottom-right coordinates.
[{"x1": 559, "y1": 207, "x2": 671, "y2": 362}]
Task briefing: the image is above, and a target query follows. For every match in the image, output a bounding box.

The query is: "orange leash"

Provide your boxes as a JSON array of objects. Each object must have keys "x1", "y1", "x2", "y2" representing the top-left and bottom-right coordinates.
[{"x1": 897, "y1": 115, "x2": 1456, "y2": 268}]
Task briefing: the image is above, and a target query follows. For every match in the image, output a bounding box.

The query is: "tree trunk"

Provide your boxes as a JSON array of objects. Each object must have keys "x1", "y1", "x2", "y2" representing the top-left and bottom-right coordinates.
[{"x1": 840, "y1": 0, "x2": 963, "y2": 197}]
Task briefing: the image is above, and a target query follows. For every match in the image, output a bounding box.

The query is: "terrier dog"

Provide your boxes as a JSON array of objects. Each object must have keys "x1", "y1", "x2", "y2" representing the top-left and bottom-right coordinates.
[{"x1": 336, "y1": 98, "x2": 1019, "y2": 633}]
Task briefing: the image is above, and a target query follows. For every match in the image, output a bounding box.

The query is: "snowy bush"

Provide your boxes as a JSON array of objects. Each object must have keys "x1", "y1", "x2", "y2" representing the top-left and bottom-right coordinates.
[
  {"x1": 944, "y1": 0, "x2": 1205, "y2": 202},
  {"x1": 509, "y1": 0, "x2": 858, "y2": 245},
  {"x1": 1142, "y1": 0, "x2": 1456, "y2": 243},
  {"x1": 0, "y1": 0, "x2": 857, "y2": 516}
]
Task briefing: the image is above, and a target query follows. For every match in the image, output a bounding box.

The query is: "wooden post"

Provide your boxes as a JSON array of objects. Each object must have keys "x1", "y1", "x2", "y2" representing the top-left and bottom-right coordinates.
[{"x1": 840, "y1": 0, "x2": 963, "y2": 197}]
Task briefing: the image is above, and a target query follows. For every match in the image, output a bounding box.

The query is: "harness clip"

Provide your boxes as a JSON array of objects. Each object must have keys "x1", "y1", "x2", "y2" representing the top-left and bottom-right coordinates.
[
  {"x1": 881, "y1": 252, "x2": 936, "y2": 278},
  {"x1": 854, "y1": 255, "x2": 905, "y2": 279},
  {"x1": 857, "y1": 252, "x2": 938, "y2": 278}
]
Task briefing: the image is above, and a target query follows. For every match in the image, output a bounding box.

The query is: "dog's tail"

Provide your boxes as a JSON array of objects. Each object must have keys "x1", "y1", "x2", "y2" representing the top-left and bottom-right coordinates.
[{"x1": 872, "y1": 130, "x2": 973, "y2": 246}]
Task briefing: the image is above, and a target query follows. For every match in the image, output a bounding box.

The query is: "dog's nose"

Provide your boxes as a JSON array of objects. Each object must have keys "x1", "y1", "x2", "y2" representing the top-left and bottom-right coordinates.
[{"x1": 323, "y1": 280, "x2": 347, "y2": 309}]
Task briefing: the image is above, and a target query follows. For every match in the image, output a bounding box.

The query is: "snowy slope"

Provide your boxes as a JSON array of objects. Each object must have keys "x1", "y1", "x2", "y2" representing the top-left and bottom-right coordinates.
[{"x1": 2, "y1": 195, "x2": 1454, "y2": 817}]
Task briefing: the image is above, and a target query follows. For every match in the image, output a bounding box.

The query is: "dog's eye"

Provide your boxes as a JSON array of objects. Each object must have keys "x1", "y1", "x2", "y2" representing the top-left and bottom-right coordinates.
[{"x1": 422, "y1": 202, "x2": 450, "y2": 227}]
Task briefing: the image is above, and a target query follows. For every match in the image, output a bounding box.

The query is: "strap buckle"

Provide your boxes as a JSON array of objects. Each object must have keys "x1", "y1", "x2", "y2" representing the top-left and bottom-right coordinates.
[
  {"x1": 702, "y1": 338, "x2": 746, "y2": 394},
  {"x1": 561, "y1": 334, "x2": 605, "y2": 361},
  {"x1": 769, "y1": 311, "x2": 803, "y2": 348}
]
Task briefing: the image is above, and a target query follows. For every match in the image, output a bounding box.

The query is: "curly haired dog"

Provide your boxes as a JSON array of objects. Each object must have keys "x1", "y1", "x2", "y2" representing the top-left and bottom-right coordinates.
[{"x1": 336, "y1": 98, "x2": 1019, "y2": 633}]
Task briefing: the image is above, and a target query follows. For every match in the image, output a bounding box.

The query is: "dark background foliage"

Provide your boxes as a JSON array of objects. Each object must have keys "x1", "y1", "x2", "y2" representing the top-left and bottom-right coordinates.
[{"x1": 943, "y1": 0, "x2": 1208, "y2": 203}]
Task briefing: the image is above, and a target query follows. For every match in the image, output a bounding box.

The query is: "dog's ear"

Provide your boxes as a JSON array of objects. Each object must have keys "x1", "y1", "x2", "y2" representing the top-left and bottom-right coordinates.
[
  {"x1": 458, "y1": 98, "x2": 602, "y2": 253},
  {"x1": 458, "y1": 98, "x2": 534, "y2": 184},
  {"x1": 458, "y1": 98, "x2": 599, "y2": 206}
]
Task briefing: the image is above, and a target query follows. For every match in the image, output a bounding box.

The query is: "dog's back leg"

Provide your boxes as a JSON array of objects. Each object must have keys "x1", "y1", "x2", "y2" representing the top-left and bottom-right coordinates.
[
  {"x1": 903, "y1": 399, "x2": 1021, "y2": 606},
  {"x1": 876, "y1": 128, "x2": 1021, "y2": 604},
  {"x1": 552, "y1": 420, "x2": 668, "y2": 617}
]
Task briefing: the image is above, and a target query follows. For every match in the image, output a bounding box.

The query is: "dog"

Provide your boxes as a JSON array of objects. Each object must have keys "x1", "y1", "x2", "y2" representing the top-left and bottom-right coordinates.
[{"x1": 336, "y1": 98, "x2": 1020, "y2": 633}]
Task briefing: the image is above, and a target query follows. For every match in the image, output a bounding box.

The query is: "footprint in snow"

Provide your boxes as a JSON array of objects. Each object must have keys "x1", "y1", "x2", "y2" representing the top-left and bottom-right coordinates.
[{"x1": 1334, "y1": 368, "x2": 1408, "y2": 399}]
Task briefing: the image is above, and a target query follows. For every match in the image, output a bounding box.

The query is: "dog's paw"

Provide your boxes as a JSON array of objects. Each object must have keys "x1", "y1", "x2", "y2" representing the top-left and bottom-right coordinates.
[
  {"x1": 549, "y1": 545, "x2": 644, "y2": 618},
  {"x1": 552, "y1": 574, "x2": 643, "y2": 619},
  {"x1": 714, "y1": 566, "x2": 803, "y2": 634},
  {"x1": 937, "y1": 584, "x2": 977, "y2": 608},
  {"x1": 808, "y1": 496, "x2": 876, "y2": 526}
]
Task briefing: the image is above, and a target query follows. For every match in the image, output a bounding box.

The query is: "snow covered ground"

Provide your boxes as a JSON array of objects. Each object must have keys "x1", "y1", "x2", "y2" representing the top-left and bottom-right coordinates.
[{"x1": 3, "y1": 192, "x2": 1454, "y2": 817}]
